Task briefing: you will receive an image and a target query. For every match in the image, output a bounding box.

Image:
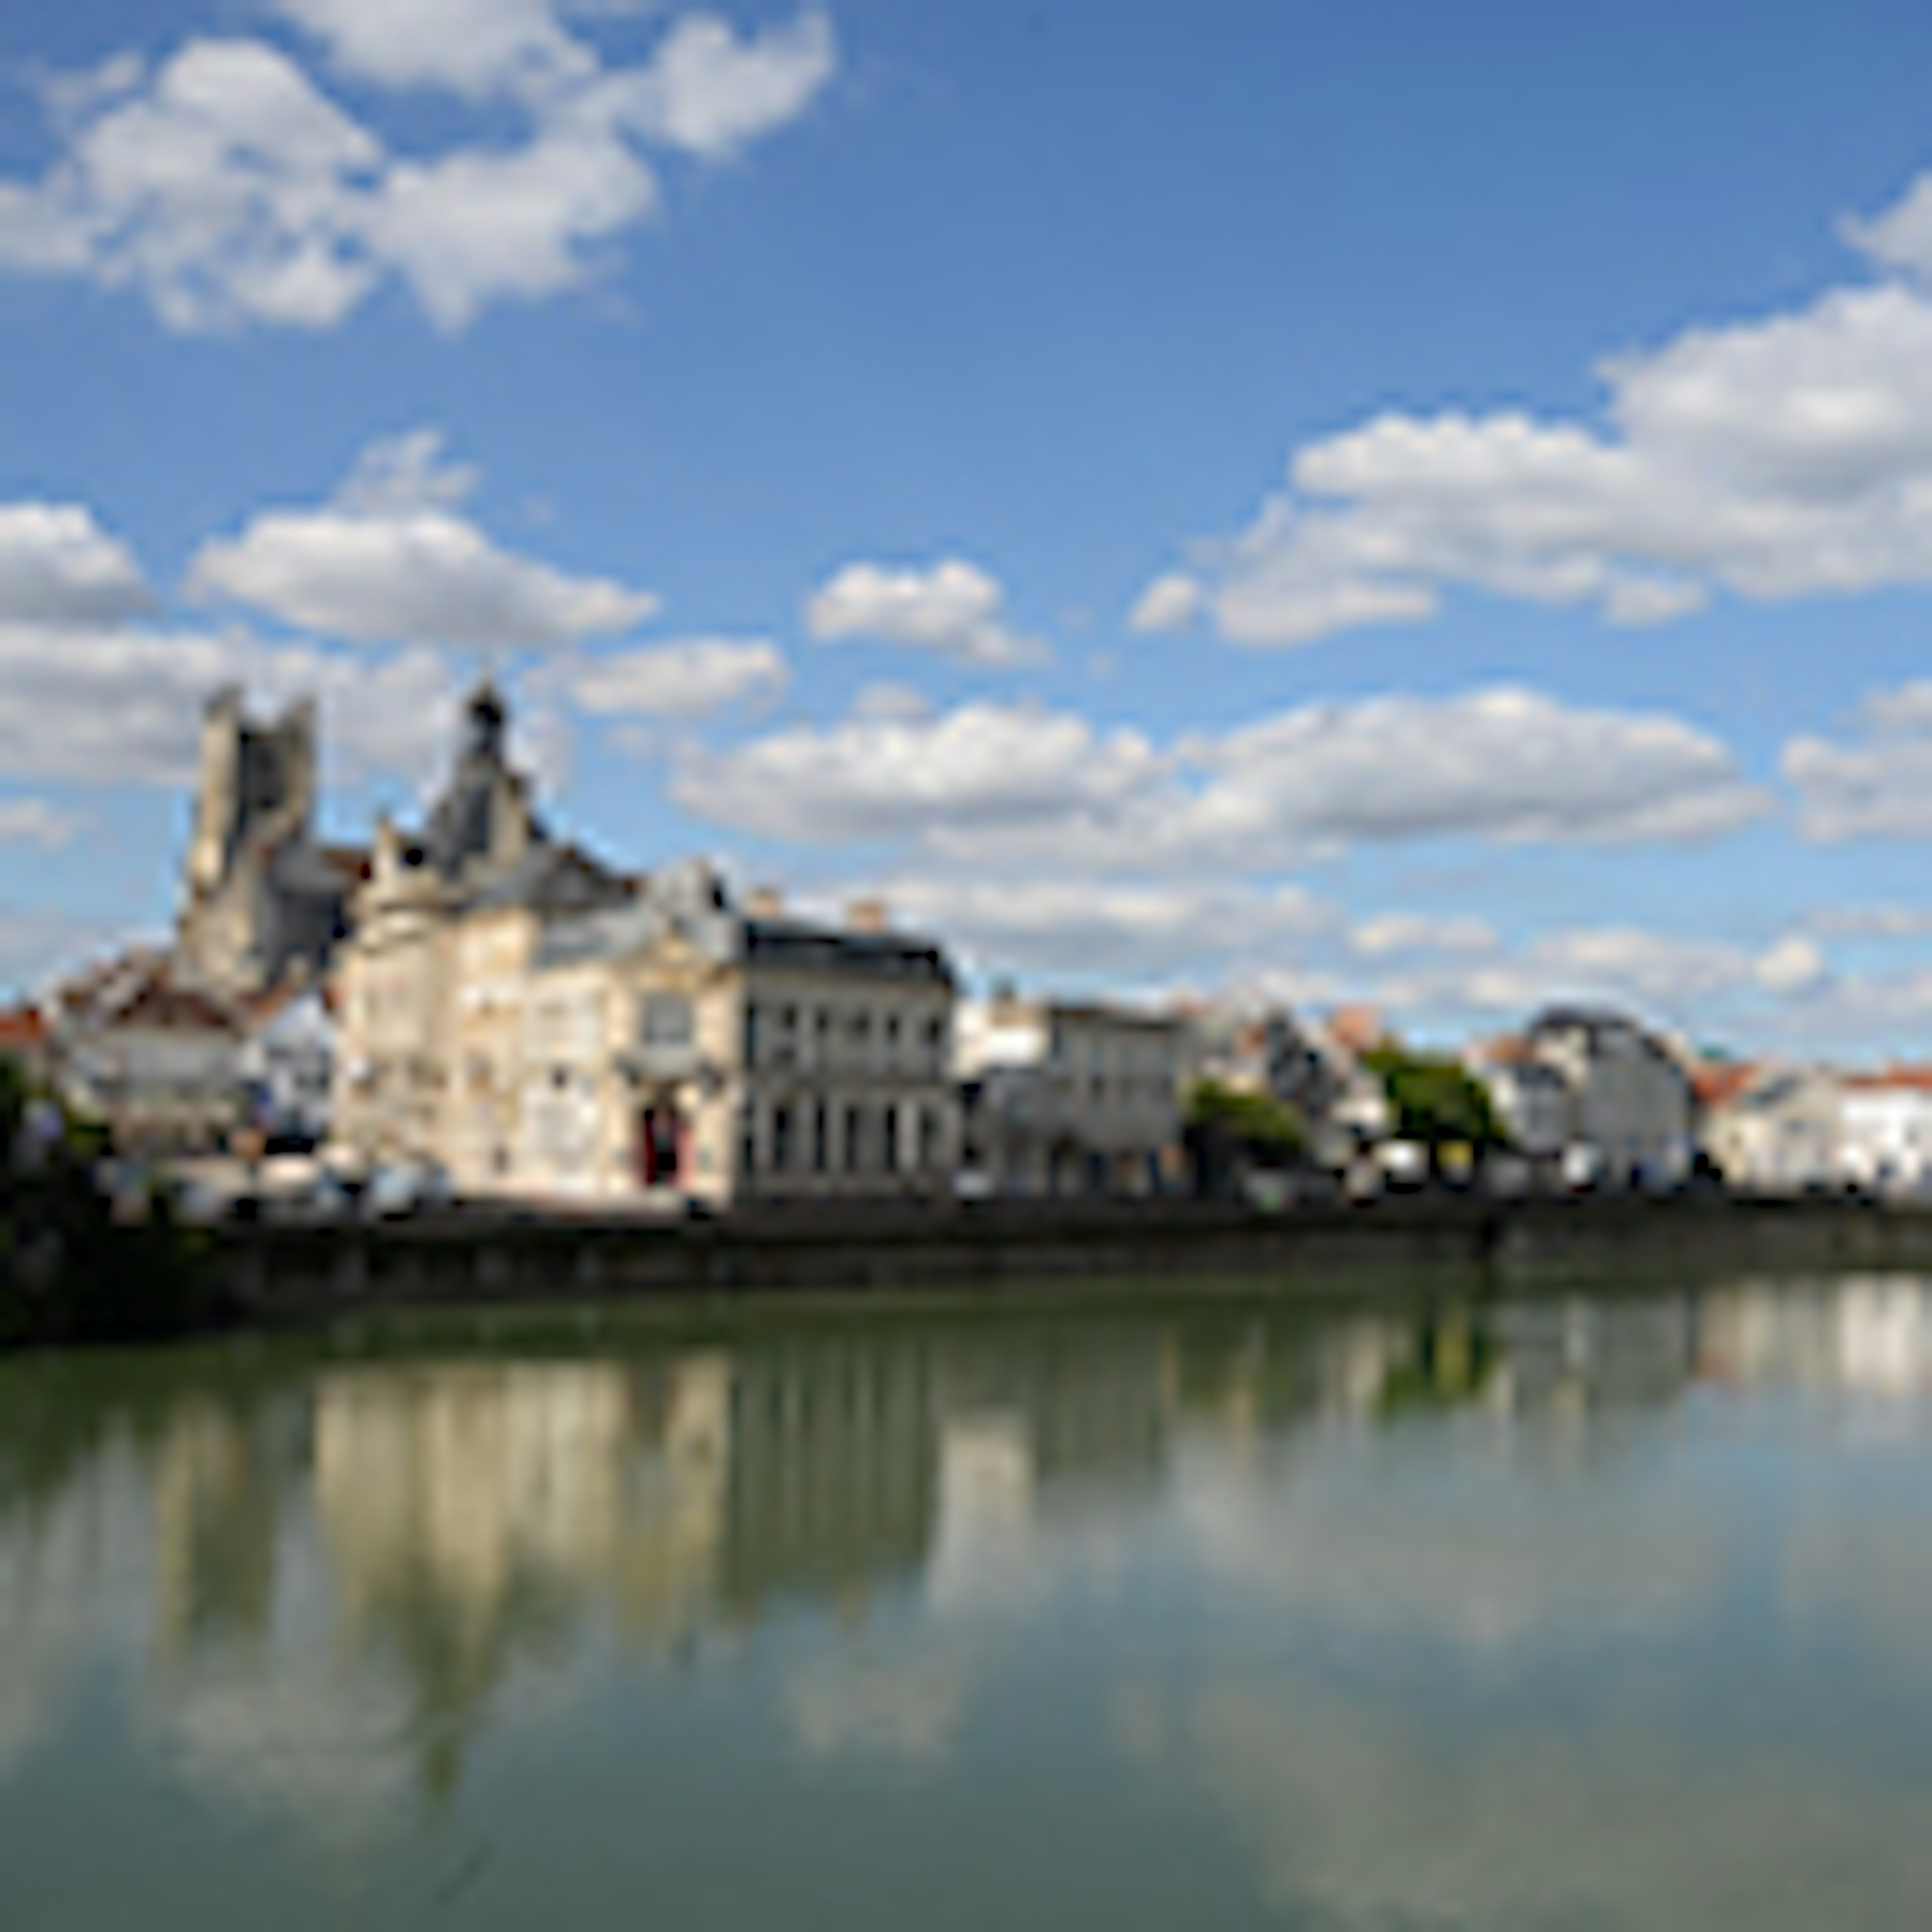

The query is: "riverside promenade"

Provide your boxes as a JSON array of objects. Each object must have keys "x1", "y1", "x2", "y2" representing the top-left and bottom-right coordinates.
[{"x1": 214, "y1": 1191, "x2": 1932, "y2": 1325}]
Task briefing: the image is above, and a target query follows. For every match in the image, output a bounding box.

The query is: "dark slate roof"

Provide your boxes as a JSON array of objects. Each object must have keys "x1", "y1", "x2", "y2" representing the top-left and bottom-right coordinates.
[
  {"x1": 466, "y1": 842, "x2": 630, "y2": 917},
  {"x1": 743, "y1": 917, "x2": 954, "y2": 985},
  {"x1": 531, "y1": 860, "x2": 954, "y2": 986}
]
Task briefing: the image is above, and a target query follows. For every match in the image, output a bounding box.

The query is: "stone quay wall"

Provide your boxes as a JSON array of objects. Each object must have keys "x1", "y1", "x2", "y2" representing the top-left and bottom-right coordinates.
[{"x1": 212, "y1": 1192, "x2": 1932, "y2": 1327}]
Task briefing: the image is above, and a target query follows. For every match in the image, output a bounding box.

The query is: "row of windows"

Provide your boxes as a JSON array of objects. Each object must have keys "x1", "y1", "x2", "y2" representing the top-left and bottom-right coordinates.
[
  {"x1": 743, "y1": 1097, "x2": 947, "y2": 1178},
  {"x1": 1046, "y1": 1030, "x2": 1181, "y2": 1079},
  {"x1": 745, "y1": 1001, "x2": 947, "y2": 1075}
]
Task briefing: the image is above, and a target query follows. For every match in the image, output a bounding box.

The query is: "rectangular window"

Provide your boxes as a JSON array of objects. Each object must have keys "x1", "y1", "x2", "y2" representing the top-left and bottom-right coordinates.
[
  {"x1": 844, "y1": 1103, "x2": 863, "y2": 1172},
  {"x1": 772, "y1": 1101, "x2": 793, "y2": 1172},
  {"x1": 882, "y1": 1103, "x2": 900, "y2": 1173},
  {"x1": 641, "y1": 991, "x2": 695, "y2": 1046},
  {"x1": 743, "y1": 1002, "x2": 760, "y2": 1067},
  {"x1": 812, "y1": 1100, "x2": 829, "y2": 1172}
]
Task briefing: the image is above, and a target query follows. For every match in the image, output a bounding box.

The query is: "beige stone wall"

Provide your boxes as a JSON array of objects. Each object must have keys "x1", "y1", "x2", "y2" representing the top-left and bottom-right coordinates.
[
  {"x1": 330, "y1": 845, "x2": 456, "y2": 1170},
  {"x1": 505, "y1": 939, "x2": 743, "y2": 1207},
  {"x1": 337, "y1": 864, "x2": 960, "y2": 1210},
  {"x1": 444, "y1": 908, "x2": 540, "y2": 1192},
  {"x1": 735, "y1": 964, "x2": 958, "y2": 1202}
]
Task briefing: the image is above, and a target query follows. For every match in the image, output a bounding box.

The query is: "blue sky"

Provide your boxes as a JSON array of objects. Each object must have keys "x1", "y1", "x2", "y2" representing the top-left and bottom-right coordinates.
[{"x1": 7, "y1": 0, "x2": 1932, "y2": 1052}]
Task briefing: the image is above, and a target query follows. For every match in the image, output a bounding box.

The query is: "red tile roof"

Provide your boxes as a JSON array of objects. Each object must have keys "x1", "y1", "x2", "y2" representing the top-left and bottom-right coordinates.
[
  {"x1": 0, "y1": 1005, "x2": 47, "y2": 1050},
  {"x1": 111, "y1": 981, "x2": 238, "y2": 1035},
  {"x1": 1690, "y1": 1061, "x2": 1758, "y2": 1109}
]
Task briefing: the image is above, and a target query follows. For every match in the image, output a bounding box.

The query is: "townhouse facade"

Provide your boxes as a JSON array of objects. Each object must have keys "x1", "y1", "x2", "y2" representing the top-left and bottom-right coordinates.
[
  {"x1": 329, "y1": 689, "x2": 959, "y2": 1206},
  {"x1": 956, "y1": 994, "x2": 1186, "y2": 1196}
]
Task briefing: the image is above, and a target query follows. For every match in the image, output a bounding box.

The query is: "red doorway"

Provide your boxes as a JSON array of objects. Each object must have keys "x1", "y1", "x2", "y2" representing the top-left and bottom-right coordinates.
[{"x1": 637, "y1": 1105, "x2": 683, "y2": 1187}]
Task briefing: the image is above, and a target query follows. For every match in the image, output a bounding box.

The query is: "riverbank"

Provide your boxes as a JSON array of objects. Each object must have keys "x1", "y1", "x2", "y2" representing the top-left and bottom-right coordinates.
[{"x1": 210, "y1": 1192, "x2": 1932, "y2": 1329}]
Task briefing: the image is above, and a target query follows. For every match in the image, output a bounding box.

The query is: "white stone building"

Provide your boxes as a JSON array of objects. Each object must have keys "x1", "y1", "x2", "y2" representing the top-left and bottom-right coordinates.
[
  {"x1": 956, "y1": 995, "x2": 1186, "y2": 1196},
  {"x1": 237, "y1": 983, "x2": 336, "y2": 1150},
  {"x1": 1508, "y1": 1008, "x2": 1697, "y2": 1188},
  {"x1": 502, "y1": 869, "x2": 960, "y2": 1208},
  {"x1": 331, "y1": 690, "x2": 959, "y2": 1207},
  {"x1": 49, "y1": 955, "x2": 242, "y2": 1154},
  {"x1": 1701, "y1": 1065, "x2": 1843, "y2": 1193},
  {"x1": 1838, "y1": 1074, "x2": 1932, "y2": 1196}
]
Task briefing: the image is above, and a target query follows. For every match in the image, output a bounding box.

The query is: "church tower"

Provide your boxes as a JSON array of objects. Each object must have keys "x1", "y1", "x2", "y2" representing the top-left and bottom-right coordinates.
[{"x1": 176, "y1": 688, "x2": 345, "y2": 998}]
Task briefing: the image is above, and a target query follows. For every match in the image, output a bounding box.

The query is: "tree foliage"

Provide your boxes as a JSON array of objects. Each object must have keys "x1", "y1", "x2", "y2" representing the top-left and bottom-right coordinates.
[
  {"x1": 1184, "y1": 1079, "x2": 1308, "y2": 1166},
  {"x1": 1, "y1": 1051, "x2": 219, "y2": 1350},
  {"x1": 1360, "y1": 1045, "x2": 1507, "y2": 1153}
]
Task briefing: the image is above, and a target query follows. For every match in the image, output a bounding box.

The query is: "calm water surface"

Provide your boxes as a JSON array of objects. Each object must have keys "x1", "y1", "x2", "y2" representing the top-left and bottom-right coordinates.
[{"x1": 7, "y1": 1273, "x2": 1932, "y2": 1927}]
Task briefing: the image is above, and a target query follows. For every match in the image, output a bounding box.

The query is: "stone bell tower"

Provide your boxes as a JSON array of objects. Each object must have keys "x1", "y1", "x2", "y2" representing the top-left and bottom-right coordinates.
[{"x1": 177, "y1": 687, "x2": 342, "y2": 997}]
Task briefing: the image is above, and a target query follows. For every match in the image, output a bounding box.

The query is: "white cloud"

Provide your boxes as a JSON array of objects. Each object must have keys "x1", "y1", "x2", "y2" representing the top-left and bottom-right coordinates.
[
  {"x1": 0, "y1": 11, "x2": 837, "y2": 332},
  {"x1": 0, "y1": 904, "x2": 118, "y2": 993},
  {"x1": 618, "y1": 11, "x2": 837, "y2": 161},
  {"x1": 880, "y1": 876, "x2": 1335, "y2": 979},
  {"x1": 672, "y1": 700, "x2": 1165, "y2": 845},
  {"x1": 276, "y1": 0, "x2": 595, "y2": 101},
  {"x1": 0, "y1": 504, "x2": 150, "y2": 626},
  {"x1": 190, "y1": 430, "x2": 658, "y2": 648},
  {"x1": 851, "y1": 681, "x2": 932, "y2": 721},
  {"x1": 569, "y1": 636, "x2": 787, "y2": 716},
  {"x1": 0, "y1": 800, "x2": 80, "y2": 849},
  {"x1": 1781, "y1": 682, "x2": 1932, "y2": 843},
  {"x1": 1186, "y1": 688, "x2": 1764, "y2": 854},
  {"x1": 1806, "y1": 904, "x2": 1932, "y2": 941},
  {"x1": 807, "y1": 559, "x2": 1047, "y2": 668},
  {"x1": 1128, "y1": 571, "x2": 1203, "y2": 633},
  {"x1": 1351, "y1": 913, "x2": 1497, "y2": 957},
  {"x1": 675, "y1": 688, "x2": 1761, "y2": 871},
  {"x1": 0, "y1": 39, "x2": 382, "y2": 332},
  {"x1": 361, "y1": 116, "x2": 658, "y2": 330},
  {"x1": 1312, "y1": 923, "x2": 1840, "y2": 1039},
  {"x1": 0, "y1": 616, "x2": 459, "y2": 788},
  {"x1": 1142, "y1": 168, "x2": 1932, "y2": 647}
]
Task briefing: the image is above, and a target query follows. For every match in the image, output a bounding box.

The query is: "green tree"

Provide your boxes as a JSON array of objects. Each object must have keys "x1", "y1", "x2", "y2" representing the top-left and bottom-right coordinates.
[
  {"x1": 1183, "y1": 1079, "x2": 1308, "y2": 1167},
  {"x1": 1360, "y1": 1045, "x2": 1507, "y2": 1161}
]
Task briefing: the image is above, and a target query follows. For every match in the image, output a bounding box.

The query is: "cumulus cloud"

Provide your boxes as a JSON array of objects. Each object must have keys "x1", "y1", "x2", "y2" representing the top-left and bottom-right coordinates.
[
  {"x1": 358, "y1": 113, "x2": 659, "y2": 330},
  {"x1": 0, "y1": 9, "x2": 837, "y2": 332},
  {"x1": 807, "y1": 559, "x2": 1047, "y2": 669},
  {"x1": 0, "y1": 800, "x2": 80, "y2": 849},
  {"x1": 569, "y1": 636, "x2": 788, "y2": 716},
  {"x1": 1138, "y1": 168, "x2": 1932, "y2": 646},
  {"x1": 675, "y1": 700, "x2": 1163, "y2": 845},
  {"x1": 0, "y1": 40, "x2": 383, "y2": 333},
  {"x1": 0, "y1": 904, "x2": 113, "y2": 995},
  {"x1": 276, "y1": 0, "x2": 595, "y2": 100},
  {"x1": 190, "y1": 430, "x2": 658, "y2": 648},
  {"x1": 0, "y1": 613, "x2": 462, "y2": 788},
  {"x1": 1351, "y1": 913, "x2": 1498, "y2": 957},
  {"x1": 674, "y1": 688, "x2": 1762, "y2": 869},
  {"x1": 1184, "y1": 689, "x2": 1765, "y2": 853},
  {"x1": 880, "y1": 877, "x2": 1335, "y2": 979},
  {"x1": 0, "y1": 505, "x2": 151, "y2": 626},
  {"x1": 618, "y1": 12, "x2": 839, "y2": 161},
  {"x1": 1787, "y1": 683, "x2": 1932, "y2": 841},
  {"x1": 1128, "y1": 571, "x2": 1204, "y2": 634}
]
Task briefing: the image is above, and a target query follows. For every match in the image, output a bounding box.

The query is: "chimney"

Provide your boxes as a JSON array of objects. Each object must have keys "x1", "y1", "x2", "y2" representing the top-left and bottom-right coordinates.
[
  {"x1": 745, "y1": 885, "x2": 785, "y2": 921},
  {"x1": 846, "y1": 897, "x2": 889, "y2": 935}
]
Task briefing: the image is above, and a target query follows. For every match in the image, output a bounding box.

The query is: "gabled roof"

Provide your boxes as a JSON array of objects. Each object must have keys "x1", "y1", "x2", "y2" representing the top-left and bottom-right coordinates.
[
  {"x1": 1690, "y1": 1061, "x2": 1759, "y2": 1109},
  {"x1": 109, "y1": 979, "x2": 239, "y2": 1035},
  {"x1": 1844, "y1": 1064, "x2": 1932, "y2": 1093},
  {"x1": 0, "y1": 1005, "x2": 47, "y2": 1051}
]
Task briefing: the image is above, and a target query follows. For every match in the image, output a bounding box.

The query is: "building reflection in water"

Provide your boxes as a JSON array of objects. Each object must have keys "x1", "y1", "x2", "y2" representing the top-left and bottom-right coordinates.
[{"x1": 15, "y1": 1269, "x2": 1932, "y2": 1861}]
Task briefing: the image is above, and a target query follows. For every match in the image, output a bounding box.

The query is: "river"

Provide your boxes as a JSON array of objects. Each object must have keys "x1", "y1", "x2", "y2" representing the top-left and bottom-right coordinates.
[{"x1": 6, "y1": 1272, "x2": 1932, "y2": 1926}]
